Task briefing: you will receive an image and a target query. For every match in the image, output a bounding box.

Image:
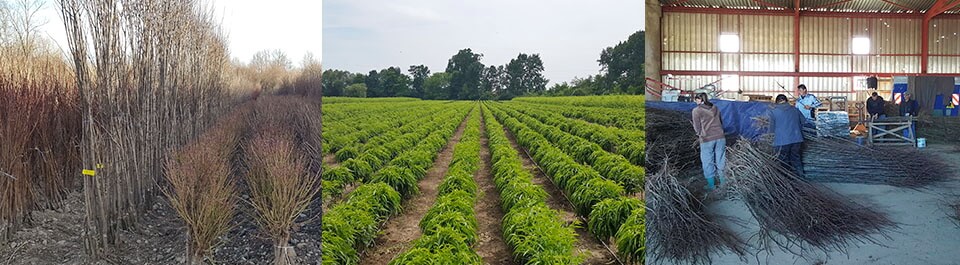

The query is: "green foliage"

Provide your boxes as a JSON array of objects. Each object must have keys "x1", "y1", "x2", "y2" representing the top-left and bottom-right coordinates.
[
  {"x1": 344, "y1": 83, "x2": 367, "y2": 97},
  {"x1": 616, "y1": 208, "x2": 646, "y2": 264},
  {"x1": 371, "y1": 166, "x2": 419, "y2": 199},
  {"x1": 571, "y1": 178, "x2": 624, "y2": 216},
  {"x1": 588, "y1": 197, "x2": 642, "y2": 240},
  {"x1": 390, "y1": 227, "x2": 484, "y2": 265},
  {"x1": 502, "y1": 204, "x2": 582, "y2": 264},
  {"x1": 335, "y1": 146, "x2": 359, "y2": 161}
]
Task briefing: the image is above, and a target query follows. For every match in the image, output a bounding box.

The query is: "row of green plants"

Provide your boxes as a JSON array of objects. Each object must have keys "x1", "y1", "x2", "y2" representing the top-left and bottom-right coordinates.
[
  {"x1": 321, "y1": 106, "x2": 467, "y2": 201},
  {"x1": 487, "y1": 103, "x2": 645, "y2": 263},
  {"x1": 512, "y1": 95, "x2": 644, "y2": 109},
  {"x1": 494, "y1": 104, "x2": 644, "y2": 193},
  {"x1": 479, "y1": 104, "x2": 582, "y2": 264},
  {"x1": 391, "y1": 108, "x2": 483, "y2": 264},
  {"x1": 510, "y1": 101, "x2": 644, "y2": 130},
  {"x1": 322, "y1": 102, "x2": 432, "y2": 154},
  {"x1": 504, "y1": 102, "x2": 644, "y2": 166},
  {"x1": 322, "y1": 104, "x2": 471, "y2": 265}
]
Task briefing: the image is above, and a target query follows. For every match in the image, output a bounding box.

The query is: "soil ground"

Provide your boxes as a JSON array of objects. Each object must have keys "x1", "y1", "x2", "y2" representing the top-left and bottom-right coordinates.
[
  {"x1": 474, "y1": 114, "x2": 515, "y2": 265},
  {"x1": 359, "y1": 115, "x2": 469, "y2": 264},
  {"x1": 694, "y1": 143, "x2": 960, "y2": 265}
]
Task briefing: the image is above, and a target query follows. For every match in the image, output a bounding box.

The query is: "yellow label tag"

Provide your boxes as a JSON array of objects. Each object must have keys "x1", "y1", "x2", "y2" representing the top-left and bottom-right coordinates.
[
  {"x1": 82, "y1": 169, "x2": 96, "y2": 176},
  {"x1": 96, "y1": 163, "x2": 104, "y2": 169}
]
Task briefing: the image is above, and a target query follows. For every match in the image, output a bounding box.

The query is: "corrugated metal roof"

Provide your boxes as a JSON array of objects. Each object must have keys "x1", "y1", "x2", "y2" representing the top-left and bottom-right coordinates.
[{"x1": 661, "y1": 0, "x2": 948, "y2": 13}]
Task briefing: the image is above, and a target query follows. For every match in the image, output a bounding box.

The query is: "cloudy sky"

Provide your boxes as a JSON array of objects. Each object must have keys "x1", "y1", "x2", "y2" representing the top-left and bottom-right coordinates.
[
  {"x1": 323, "y1": 0, "x2": 643, "y2": 85},
  {"x1": 33, "y1": 0, "x2": 322, "y2": 66}
]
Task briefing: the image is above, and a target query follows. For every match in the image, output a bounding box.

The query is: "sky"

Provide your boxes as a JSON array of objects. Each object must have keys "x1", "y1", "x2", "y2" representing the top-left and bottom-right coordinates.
[
  {"x1": 323, "y1": 0, "x2": 643, "y2": 85},
  {"x1": 32, "y1": 0, "x2": 323, "y2": 66}
]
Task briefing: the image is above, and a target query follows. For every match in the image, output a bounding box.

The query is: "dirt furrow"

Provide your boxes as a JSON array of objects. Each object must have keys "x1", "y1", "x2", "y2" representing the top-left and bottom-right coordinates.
[
  {"x1": 358, "y1": 115, "x2": 470, "y2": 265},
  {"x1": 474, "y1": 113, "x2": 515, "y2": 265}
]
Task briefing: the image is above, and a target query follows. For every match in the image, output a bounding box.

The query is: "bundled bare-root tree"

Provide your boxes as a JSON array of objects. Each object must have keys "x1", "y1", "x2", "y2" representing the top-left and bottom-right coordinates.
[
  {"x1": 645, "y1": 159, "x2": 744, "y2": 265},
  {"x1": 59, "y1": 0, "x2": 246, "y2": 255},
  {"x1": 724, "y1": 140, "x2": 896, "y2": 254},
  {"x1": 246, "y1": 118, "x2": 320, "y2": 265},
  {"x1": 163, "y1": 123, "x2": 239, "y2": 264},
  {"x1": 0, "y1": 2, "x2": 81, "y2": 240}
]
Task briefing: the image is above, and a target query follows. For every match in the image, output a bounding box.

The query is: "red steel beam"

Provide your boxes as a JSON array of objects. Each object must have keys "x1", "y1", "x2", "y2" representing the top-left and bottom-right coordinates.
[
  {"x1": 929, "y1": 0, "x2": 960, "y2": 17},
  {"x1": 661, "y1": 6, "x2": 950, "y2": 18},
  {"x1": 794, "y1": 0, "x2": 801, "y2": 73},
  {"x1": 922, "y1": 18, "x2": 930, "y2": 74}
]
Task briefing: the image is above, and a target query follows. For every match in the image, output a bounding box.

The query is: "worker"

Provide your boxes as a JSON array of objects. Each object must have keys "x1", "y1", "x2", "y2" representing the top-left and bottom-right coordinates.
[
  {"x1": 769, "y1": 94, "x2": 805, "y2": 177},
  {"x1": 691, "y1": 92, "x2": 725, "y2": 191},
  {"x1": 866, "y1": 92, "x2": 886, "y2": 118},
  {"x1": 866, "y1": 92, "x2": 886, "y2": 137},
  {"x1": 795, "y1": 84, "x2": 822, "y2": 122},
  {"x1": 899, "y1": 93, "x2": 919, "y2": 138}
]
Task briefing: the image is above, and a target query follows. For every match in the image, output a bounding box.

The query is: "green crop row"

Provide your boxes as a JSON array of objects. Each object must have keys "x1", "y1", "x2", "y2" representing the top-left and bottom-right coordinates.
[
  {"x1": 503, "y1": 102, "x2": 644, "y2": 165},
  {"x1": 322, "y1": 105, "x2": 467, "y2": 200},
  {"x1": 480, "y1": 104, "x2": 582, "y2": 265},
  {"x1": 488, "y1": 103, "x2": 645, "y2": 263},
  {"x1": 510, "y1": 101, "x2": 644, "y2": 130},
  {"x1": 322, "y1": 104, "x2": 470, "y2": 265},
  {"x1": 512, "y1": 95, "x2": 644, "y2": 109},
  {"x1": 493, "y1": 103, "x2": 644, "y2": 193},
  {"x1": 391, "y1": 107, "x2": 483, "y2": 264}
]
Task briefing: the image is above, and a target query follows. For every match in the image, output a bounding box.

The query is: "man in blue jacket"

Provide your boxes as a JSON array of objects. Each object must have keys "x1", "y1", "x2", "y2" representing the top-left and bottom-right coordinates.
[{"x1": 770, "y1": 94, "x2": 805, "y2": 176}]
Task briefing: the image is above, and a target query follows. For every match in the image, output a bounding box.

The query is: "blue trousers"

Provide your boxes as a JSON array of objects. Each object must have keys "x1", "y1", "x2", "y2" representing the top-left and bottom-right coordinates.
[
  {"x1": 775, "y1": 142, "x2": 804, "y2": 177},
  {"x1": 700, "y1": 138, "x2": 726, "y2": 185}
]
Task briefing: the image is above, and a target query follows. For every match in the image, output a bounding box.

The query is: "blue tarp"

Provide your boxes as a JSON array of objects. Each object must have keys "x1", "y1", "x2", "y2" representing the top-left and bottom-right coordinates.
[{"x1": 648, "y1": 100, "x2": 776, "y2": 140}]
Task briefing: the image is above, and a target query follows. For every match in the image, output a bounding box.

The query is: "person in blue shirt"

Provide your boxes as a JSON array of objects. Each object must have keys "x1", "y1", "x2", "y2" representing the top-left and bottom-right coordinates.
[
  {"x1": 795, "y1": 84, "x2": 822, "y2": 122},
  {"x1": 769, "y1": 94, "x2": 806, "y2": 176}
]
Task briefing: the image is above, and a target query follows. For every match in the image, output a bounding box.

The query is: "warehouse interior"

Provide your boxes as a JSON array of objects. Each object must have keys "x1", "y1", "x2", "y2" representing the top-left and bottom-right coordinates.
[
  {"x1": 644, "y1": 1, "x2": 960, "y2": 264},
  {"x1": 645, "y1": 0, "x2": 960, "y2": 117}
]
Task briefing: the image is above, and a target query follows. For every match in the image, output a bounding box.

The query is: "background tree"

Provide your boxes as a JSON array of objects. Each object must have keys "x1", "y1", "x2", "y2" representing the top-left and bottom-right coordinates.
[
  {"x1": 503, "y1": 53, "x2": 548, "y2": 99},
  {"x1": 321, "y1": 69, "x2": 353, "y2": 97},
  {"x1": 422, "y1": 72, "x2": 451, "y2": 100},
  {"x1": 445, "y1": 48, "x2": 484, "y2": 100},
  {"x1": 481, "y1": 65, "x2": 504, "y2": 99},
  {"x1": 344, "y1": 83, "x2": 367, "y2": 98},
  {"x1": 364, "y1": 70, "x2": 382, "y2": 97},
  {"x1": 408, "y1": 65, "x2": 430, "y2": 99},
  {"x1": 599, "y1": 30, "x2": 644, "y2": 94},
  {"x1": 294, "y1": 52, "x2": 322, "y2": 98},
  {"x1": 250, "y1": 49, "x2": 293, "y2": 92},
  {"x1": 378, "y1": 66, "x2": 411, "y2": 97}
]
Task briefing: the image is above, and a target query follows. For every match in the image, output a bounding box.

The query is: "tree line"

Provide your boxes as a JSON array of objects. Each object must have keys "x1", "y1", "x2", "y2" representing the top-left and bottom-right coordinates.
[{"x1": 322, "y1": 30, "x2": 644, "y2": 100}]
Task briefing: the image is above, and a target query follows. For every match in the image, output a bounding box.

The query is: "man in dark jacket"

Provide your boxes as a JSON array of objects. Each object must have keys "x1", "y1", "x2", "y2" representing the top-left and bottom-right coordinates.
[
  {"x1": 866, "y1": 92, "x2": 885, "y2": 118},
  {"x1": 769, "y1": 94, "x2": 805, "y2": 176},
  {"x1": 899, "y1": 93, "x2": 919, "y2": 138}
]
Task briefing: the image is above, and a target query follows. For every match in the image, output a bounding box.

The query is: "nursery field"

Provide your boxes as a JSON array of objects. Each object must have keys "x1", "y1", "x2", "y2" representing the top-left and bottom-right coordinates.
[{"x1": 320, "y1": 95, "x2": 646, "y2": 265}]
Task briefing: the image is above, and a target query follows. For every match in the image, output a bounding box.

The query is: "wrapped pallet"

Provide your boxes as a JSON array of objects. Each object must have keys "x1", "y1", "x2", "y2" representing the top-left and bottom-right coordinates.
[{"x1": 816, "y1": 111, "x2": 850, "y2": 137}]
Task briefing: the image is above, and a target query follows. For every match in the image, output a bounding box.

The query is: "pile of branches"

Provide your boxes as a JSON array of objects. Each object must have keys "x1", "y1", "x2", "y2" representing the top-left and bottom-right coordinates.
[
  {"x1": 724, "y1": 140, "x2": 896, "y2": 254},
  {"x1": 917, "y1": 116, "x2": 960, "y2": 144},
  {"x1": 645, "y1": 108, "x2": 701, "y2": 176},
  {"x1": 801, "y1": 135, "x2": 953, "y2": 188},
  {"x1": 645, "y1": 159, "x2": 744, "y2": 265}
]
